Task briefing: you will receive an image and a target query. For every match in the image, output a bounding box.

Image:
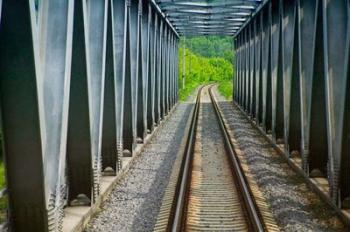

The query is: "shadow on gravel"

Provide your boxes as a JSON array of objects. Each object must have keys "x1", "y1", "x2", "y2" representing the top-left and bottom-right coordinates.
[{"x1": 129, "y1": 104, "x2": 193, "y2": 232}]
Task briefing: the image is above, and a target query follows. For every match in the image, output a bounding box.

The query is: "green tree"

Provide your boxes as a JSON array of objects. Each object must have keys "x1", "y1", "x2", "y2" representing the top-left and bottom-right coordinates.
[{"x1": 178, "y1": 36, "x2": 235, "y2": 100}]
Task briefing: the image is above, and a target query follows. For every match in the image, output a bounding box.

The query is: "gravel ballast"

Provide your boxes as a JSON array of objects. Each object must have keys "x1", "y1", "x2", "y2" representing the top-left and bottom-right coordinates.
[
  {"x1": 214, "y1": 89, "x2": 348, "y2": 231},
  {"x1": 86, "y1": 104, "x2": 192, "y2": 232}
]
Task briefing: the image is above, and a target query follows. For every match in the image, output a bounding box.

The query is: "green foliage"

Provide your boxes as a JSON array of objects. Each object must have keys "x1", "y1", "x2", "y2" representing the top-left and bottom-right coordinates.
[
  {"x1": 0, "y1": 163, "x2": 5, "y2": 189},
  {"x1": 218, "y1": 80, "x2": 233, "y2": 100},
  {"x1": 181, "y1": 36, "x2": 234, "y2": 64},
  {"x1": 0, "y1": 162, "x2": 6, "y2": 223},
  {"x1": 178, "y1": 36, "x2": 235, "y2": 101}
]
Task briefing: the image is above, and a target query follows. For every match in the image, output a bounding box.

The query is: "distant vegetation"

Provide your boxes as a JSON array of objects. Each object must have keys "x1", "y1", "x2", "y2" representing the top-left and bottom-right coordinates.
[
  {"x1": 0, "y1": 158, "x2": 5, "y2": 223},
  {"x1": 178, "y1": 36, "x2": 234, "y2": 101},
  {"x1": 0, "y1": 164, "x2": 4, "y2": 189}
]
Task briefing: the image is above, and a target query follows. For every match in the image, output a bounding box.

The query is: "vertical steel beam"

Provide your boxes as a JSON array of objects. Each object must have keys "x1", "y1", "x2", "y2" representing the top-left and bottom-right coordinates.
[
  {"x1": 136, "y1": 0, "x2": 147, "y2": 142},
  {"x1": 174, "y1": 36, "x2": 177, "y2": 102},
  {"x1": 232, "y1": 38, "x2": 239, "y2": 102},
  {"x1": 322, "y1": 0, "x2": 350, "y2": 205},
  {"x1": 235, "y1": 37, "x2": 238, "y2": 102},
  {"x1": 163, "y1": 25, "x2": 166, "y2": 115},
  {"x1": 163, "y1": 27, "x2": 167, "y2": 116},
  {"x1": 173, "y1": 36, "x2": 177, "y2": 102},
  {"x1": 146, "y1": 2, "x2": 154, "y2": 133},
  {"x1": 173, "y1": 36, "x2": 176, "y2": 102},
  {"x1": 0, "y1": 1, "x2": 45, "y2": 230},
  {"x1": 159, "y1": 20, "x2": 165, "y2": 119},
  {"x1": 174, "y1": 37, "x2": 176, "y2": 102},
  {"x1": 154, "y1": 13, "x2": 160, "y2": 124},
  {"x1": 173, "y1": 35, "x2": 175, "y2": 103},
  {"x1": 246, "y1": 24, "x2": 249, "y2": 111},
  {"x1": 39, "y1": 0, "x2": 74, "y2": 229},
  {"x1": 182, "y1": 36, "x2": 186, "y2": 90},
  {"x1": 246, "y1": 27, "x2": 250, "y2": 113},
  {"x1": 136, "y1": 0, "x2": 146, "y2": 142},
  {"x1": 172, "y1": 33, "x2": 175, "y2": 108},
  {"x1": 123, "y1": 0, "x2": 138, "y2": 153},
  {"x1": 164, "y1": 26, "x2": 167, "y2": 115},
  {"x1": 298, "y1": 0, "x2": 328, "y2": 176},
  {"x1": 239, "y1": 33, "x2": 242, "y2": 105},
  {"x1": 266, "y1": 3, "x2": 273, "y2": 133},
  {"x1": 271, "y1": 0, "x2": 284, "y2": 142},
  {"x1": 67, "y1": 0, "x2": 108, "y2": 204},
  {"x1": 164, "y1": 27, "x2": 168, "y2": 115},
  {"x1": 241, "y1": 29, "x2": 247, "y2": 109},
  {"x1": 235, "y1": 37, "x2": 239, "y2": 102},
  {"x1": 239, "y1": 34, "x2": 243, "y2": 106},
  {"x1": 249, "y1": 22, "x2": 254, "y2": 117},
  {"x1": 174, "y1": 35, "x2": 177, "y2": 105},
  {"x1": 169, "y1": 31, "x2": 174, "y2": 110},
  {"x1": 102, "y1": 0, "x2": 118, "y2": 173},
  {"x1": 141, "y1": 0, "x2": 149, "y2": 136},
  {"x1": 168, "y1": 32, "x2": 173, "y2": 109},
  {"x1": 238, "y1": 36, "x2": 241, "y2": 103},
  {"x1": 259, "y1": 13, "x2": 264, "y2": 125},
  {"x1": 261, "y1": 4, "x2": 272, "y2": 132},
  {"x1": 173, "y1": 34, "x2": 176, "y2": 105},
  {"x1": 254, "y1": 15, "x2": 263, "y2": 125},
  {"x1": 112, "y1": 0, "x2": 127, "y2": 169},
  {"x1": 166, "y1": 28, "x2": 170, "y2": 114},
  {"x1": 242, "y1": 31, "x2": 246, "y2": 108},
  {"x1": 175, "y1": 38, "x2": 179, "y2": 101},
  {"x1": 250, "y1": 19, "x2": 255, "y2": 118},
  {"x1": 67, "y1": 0, "x2": 93, "y2": 206},
  {"x1": 246, "y1": 25, "x2": 250, "y2": 113},
  {"x1": 282, "y1": 0, "x2": 301, "y2": 156},
  {"x1": 234, "y1": 38, "x2": 237, "y2": 101},
  {"x1": 244, "y1": 28, "x2": 248, "y2": 111},
  {"x1": 240, "y1": 32, "x2": 243, "y2": 107},
  {"x1": 169, "y1": 33, "x2": 173, "y2": 109},
  {"x1": 176, "y1": 36, "x2": 178, "y2": 101},
  {"x1": 168, "y1": 31, "x2": 172, "y2": 110},
  {"x1": 86, "y1": 0, "x2": 108, "y2": 200}
]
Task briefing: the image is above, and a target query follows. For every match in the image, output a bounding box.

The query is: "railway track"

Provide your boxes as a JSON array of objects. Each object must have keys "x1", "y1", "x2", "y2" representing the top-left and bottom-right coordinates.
[{"x1": 155, "y1": 85, "x2": 276, "y2": 231}]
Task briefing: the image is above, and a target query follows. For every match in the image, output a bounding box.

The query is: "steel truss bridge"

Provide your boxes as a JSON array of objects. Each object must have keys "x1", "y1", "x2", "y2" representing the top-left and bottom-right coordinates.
[{"x1": 0, "y1": 0, "x2": 349, "y2": 231}]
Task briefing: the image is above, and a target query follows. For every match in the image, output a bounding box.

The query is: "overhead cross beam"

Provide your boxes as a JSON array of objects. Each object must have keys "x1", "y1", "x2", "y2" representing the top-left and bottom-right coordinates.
[{"x1": 155, "y1": 0, "x2": 263, "y2": 36}]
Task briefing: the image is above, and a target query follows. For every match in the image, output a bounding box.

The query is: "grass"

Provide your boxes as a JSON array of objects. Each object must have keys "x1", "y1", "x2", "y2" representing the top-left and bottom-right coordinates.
[
  {"x1": 179, "y1": 81, "x2": 201, "y2": 101},
  {"x1": 217, "y1": 80, "x2": 233, "y2": 100}
]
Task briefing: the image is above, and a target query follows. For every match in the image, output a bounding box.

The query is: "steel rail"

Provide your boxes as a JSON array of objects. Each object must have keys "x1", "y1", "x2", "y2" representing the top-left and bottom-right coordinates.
[
  {"x1": 208, "y1": 85, "x2": 265, "y2": 232},
  {"x1": 169, "y1": 85, "x2": 265, "y2": 231},
  {"x1": 170, "y1": 86, "x2": 203, "y2": 232}
]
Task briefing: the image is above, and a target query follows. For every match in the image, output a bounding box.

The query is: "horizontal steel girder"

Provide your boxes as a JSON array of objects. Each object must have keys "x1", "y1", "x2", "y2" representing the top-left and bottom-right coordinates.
[{"x1": 154, "y1": 0, "x2": 263, "y2": 35}]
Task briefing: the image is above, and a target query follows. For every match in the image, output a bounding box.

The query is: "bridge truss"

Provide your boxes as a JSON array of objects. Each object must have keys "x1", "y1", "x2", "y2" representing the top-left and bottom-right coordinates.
[
  {"x1": 0, "y1": 0, "x2": 179, "y2": 231},
  {"x1": 234, "y1": 0, "x2": 350, "y2": 210},
  {"x1": 0, "y1": 0, "x2": 350, "y2": 231}
]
